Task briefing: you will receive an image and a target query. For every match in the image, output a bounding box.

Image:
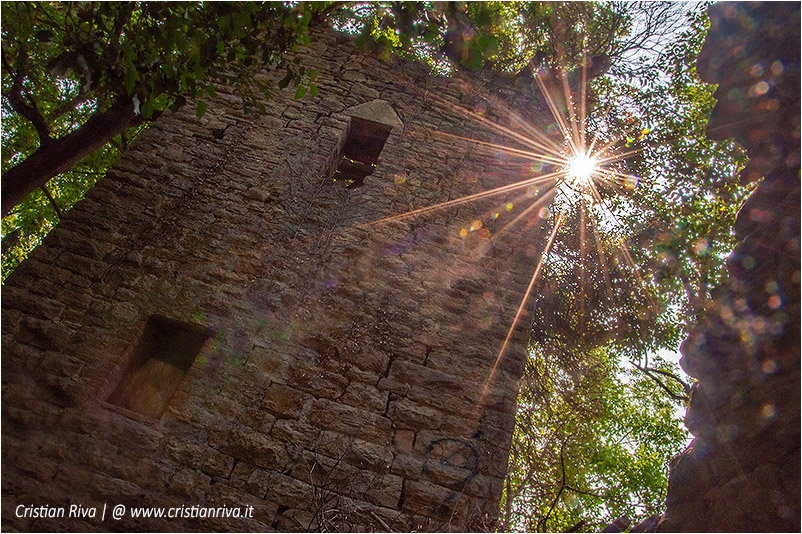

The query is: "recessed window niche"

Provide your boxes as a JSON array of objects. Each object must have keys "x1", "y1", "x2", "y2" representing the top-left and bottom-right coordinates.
[
  {"x1": 107, "y1": 315, "x2": 213, "y2": 418},
  {"x1": 331, "y1": 99, "x2": 403, "y2": 189}
]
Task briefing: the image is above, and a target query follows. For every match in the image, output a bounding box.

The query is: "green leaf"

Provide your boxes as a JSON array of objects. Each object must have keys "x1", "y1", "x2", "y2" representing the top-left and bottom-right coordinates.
[
  {"x1": 462, "y1": 45, "x2": 484, "y2": 70},
  {"x1": 476, "y1": 34, "x2": 499, "y2": 56},
  {"x1": 195, "y1": 100, "x2": 207, "y2": 118},
  {"x1": 278, "y1": 69, "x2": 293, "y2": 89},
  {"x1": 124, "y1": 67, "x2": 139, "y2": 95},
  {"x1": 294, "y1": 85, "x2": 306, "y2": 100},
  {"x1": 141, "y1": 99, "x2": 154, "y2": 119}
]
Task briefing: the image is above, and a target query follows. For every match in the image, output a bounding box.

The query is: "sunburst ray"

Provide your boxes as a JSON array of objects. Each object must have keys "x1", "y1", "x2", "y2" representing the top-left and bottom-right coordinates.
[
  {"x1": 364, "y1": 54, "x2": 669, "y2": 419},
  {"x1": 475, "y1": 211, "x2": 565, "y2": 412}
]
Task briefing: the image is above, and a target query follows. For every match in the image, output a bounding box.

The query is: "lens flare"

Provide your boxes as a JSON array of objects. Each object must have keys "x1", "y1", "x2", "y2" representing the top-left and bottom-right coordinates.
[
  {"x1": 360, "y1": 59, "x2": 663, "y2": 423},
  {"x1": 566, "y1": 153, "x2": 598, "y2": 186}
]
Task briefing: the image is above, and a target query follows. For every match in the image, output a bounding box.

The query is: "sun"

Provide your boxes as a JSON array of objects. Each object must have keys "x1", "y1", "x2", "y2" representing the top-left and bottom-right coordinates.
[{"x1": 565, "y1": 153, "x2": 598, "y2": 187}]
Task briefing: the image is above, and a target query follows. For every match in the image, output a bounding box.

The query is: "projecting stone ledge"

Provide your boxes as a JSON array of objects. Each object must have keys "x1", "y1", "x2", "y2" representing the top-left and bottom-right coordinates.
[{"x1": 345, "y1": 99, "x2": 404, "y2": 129}]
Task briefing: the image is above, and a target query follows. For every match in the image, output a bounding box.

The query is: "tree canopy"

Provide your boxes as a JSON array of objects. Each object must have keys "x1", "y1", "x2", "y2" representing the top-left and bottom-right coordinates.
[
  {"x1": 499, "y1": 4, "x2": 750, "y2": 530},
  {"x1": 1, "y1": 1, "x2": 330, "y2": 275},
  {"x1": 1, "y1": 1, "x2": 322, "y2": 213},
  {"x1": 1, "y1": 2, "x2": 751, "y2": 531}
]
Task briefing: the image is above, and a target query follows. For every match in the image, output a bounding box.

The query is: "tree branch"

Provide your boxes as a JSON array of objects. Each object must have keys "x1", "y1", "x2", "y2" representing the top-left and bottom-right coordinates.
[
  {"x1": 679, "y1": 270, "x2": 703, "y2": 316},
  {"x1": 2, "y1": 50, "x2": 52, "y2": 144},
  {"x1": 635, "y1": 365, "x2": 690, "y2": 403},
  {"x1": 539, "y1": 441, "x2": 568, "y2": 532},
  {"x1": 566, "y1": 520, "x2": 587, "y2": 532},
  {"x1": 642, "y1": 366, "x2": 692, "y2": 395},
  {"x1": 2, "y1": 98, "x2": 140, "y2": 216}
]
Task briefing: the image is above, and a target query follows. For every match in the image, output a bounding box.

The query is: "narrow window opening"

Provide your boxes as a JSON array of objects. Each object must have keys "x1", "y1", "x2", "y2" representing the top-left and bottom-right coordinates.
[
  {"x1": 332, "y1": 117, "x2": 393, "y2": 189},
  {"x1": 107, "y1": 315, "x2": 212, "y2": 418}
]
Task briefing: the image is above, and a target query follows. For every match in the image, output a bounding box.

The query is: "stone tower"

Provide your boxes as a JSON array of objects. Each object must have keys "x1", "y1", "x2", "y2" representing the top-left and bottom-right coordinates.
[{"x1": 2, "y1": 29, "x2": 554, "y2": 531}]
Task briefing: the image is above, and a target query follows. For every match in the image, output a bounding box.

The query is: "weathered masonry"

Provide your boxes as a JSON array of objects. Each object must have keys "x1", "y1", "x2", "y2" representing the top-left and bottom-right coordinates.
[
  {"x1": 659, "y1": 3, "x2": 800, "y2": 532},
  {"x1": 2, "y1": 28, "x2": 557, "y2": 531}
]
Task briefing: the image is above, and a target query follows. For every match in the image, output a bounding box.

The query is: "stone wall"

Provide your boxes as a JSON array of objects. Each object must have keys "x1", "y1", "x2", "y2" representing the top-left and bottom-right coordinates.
[
  {"x1": 1, "y1": 28, "x2": 557, "y2": 532},
  {"x1": 660, "y1": 3, "x2": 800, "y2": 531}
]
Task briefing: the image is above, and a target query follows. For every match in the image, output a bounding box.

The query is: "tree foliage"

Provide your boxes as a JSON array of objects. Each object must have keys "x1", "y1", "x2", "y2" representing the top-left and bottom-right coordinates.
[
  {"x1": 617, "y1": 7, "x2": 751, "y2": 321},
  {"x1": 2, "y1": 1, "x2": 323, "y2": 276},
  {"x1": 500, "y1": 4, "x2": 750, "y2": 531},
  {"x1": 329, "y1": 1, "x2": 686, "y2": 77},
  {"x1": 501, "y1": 344, "x2": 689, "y2": 532}
]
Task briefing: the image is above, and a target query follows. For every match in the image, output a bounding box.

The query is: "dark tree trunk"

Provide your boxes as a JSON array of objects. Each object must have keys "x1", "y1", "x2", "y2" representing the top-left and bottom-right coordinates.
[{"x1": 2, "y1": 99, "x2": 140, "y2": 217}]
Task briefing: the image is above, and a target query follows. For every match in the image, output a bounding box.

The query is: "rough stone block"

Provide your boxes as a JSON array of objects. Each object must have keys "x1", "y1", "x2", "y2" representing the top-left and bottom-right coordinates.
[
  {"x1": 307, "y1": 400, "x2": 393, "y2": 445},
  {"x1": 262, "y1": 382, "x2": 311, "y2": 419},
  {"x1": 223, "y1": 427, "x2": 289, "y2": 472}
]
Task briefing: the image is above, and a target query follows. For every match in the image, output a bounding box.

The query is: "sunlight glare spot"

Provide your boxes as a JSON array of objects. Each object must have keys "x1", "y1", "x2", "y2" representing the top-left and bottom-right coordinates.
[{"x1": 567, "y1": 153, "x2": 598, "y2": 185}]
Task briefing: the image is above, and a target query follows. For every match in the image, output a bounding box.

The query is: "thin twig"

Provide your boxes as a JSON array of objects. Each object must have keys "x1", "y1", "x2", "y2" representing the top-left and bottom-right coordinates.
[
  {"x1": 635, "y1": 365, "x2": 690, "y2": 403},
  {"x1": 40, "y1": 185, "x2": 63, "y2": 220},
  {"x1": 368, "y1": 511, "x2": 391, "y2": 532},
  {"x1": 539, "y1": 441, "x2": 568, "y2": 532}
]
